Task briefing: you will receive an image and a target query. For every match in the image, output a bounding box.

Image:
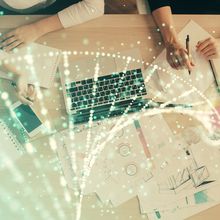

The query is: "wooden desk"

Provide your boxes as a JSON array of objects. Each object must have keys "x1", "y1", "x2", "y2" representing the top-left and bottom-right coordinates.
[{"x1": 0, "y1": 15, "x2": 220, "y2": 220}]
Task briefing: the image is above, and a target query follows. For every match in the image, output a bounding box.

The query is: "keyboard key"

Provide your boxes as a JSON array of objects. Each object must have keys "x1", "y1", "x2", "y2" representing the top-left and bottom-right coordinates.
[
  {"x1": 87, "y1": 89, "x2": 93, "y2": 94},
  {"x1": 99, "y1": 81, "x2": 104, "y2": 86},
  {"x1": 71, "y1": 103, "x2": 77, "y2": 109},
  {"x1": 68, "y1": 92, "x2": 76, "y2": 98},
  {"x1": 86, "y1": 79, "x2": 93, "y2": 84},
  {"x1": 83, "y1": 84, "x2": 89, "y2": 89},
  {"x1": 66, "y1": 87, "x2": 77, "y2": 93},
  {"x1": 73, "y1": 97, "x2": 79, "y2": 102}
]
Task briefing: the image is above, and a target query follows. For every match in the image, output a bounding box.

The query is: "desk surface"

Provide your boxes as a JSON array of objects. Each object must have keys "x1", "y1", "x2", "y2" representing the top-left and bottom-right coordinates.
[{"x1": 0, "y1": 14, "x2": 220, "y2": 220}]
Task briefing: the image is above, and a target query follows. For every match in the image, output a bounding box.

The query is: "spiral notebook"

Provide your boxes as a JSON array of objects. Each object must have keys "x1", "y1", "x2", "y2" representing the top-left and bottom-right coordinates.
[
  {"x1": 0, "y1": 43, "x2": 61, "y2": 89},
  {"x1": 0, "y1": 120, "x2": 24, "y2": 168}
]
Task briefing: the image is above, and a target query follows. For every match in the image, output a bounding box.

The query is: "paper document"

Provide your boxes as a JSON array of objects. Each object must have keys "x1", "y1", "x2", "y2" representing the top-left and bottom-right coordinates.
[
  {"x1": 145, "y1": 20, "x2": 214, "y2": 104},
  {"x1": 0, "y1": 43, "x2": 61, "y2": 88}
]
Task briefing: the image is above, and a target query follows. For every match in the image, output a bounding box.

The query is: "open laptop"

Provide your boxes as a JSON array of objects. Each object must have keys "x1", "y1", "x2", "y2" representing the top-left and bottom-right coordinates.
[{"x1": 58, "y1": 49, "x2": 161, "y2": 124}]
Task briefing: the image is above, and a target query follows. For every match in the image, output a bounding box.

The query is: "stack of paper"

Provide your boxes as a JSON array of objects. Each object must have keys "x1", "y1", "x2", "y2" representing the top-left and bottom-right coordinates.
[{"x1": 54, "y1": 113, "x2": 220, "y2": 220}]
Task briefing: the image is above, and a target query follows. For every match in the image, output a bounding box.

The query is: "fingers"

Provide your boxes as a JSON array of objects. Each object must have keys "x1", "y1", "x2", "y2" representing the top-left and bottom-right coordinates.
[
  {"x1": 3, "y1": 41, "x2": 23, "y2": 52},
  {"x1": 203, "y1": 49, "x2": 216, "y2": 60},
  {"x1": 168, "y1": 56, "x2": 179, "y2": 70},
  {"x1": 196, "y1": 38, "x2": 211, "y2": 51},
  {"x1": 0, "y1": 31, "x2": 15, "y2": 42},
  {"x1": 168, "y1": 50, "x2": 194, "y2": 71},
  {"x1": 0, "y1": 30, "x2": 24, "y2": 52},
  {"x1": 18, "y1": 93, "x2": 34, "y2": 106},
  {"x1": 0, "y1": 36, "x2": 16, "y2": 48},
  {"x1": 27, "y1": 85, "x2": 36, "y2": 102},
  {"x1": 17, "y1": 85, "x2": 36, "y2": 106},
  {"x1": 196, "y1": 38, "x2": 219, "y2": 59}
]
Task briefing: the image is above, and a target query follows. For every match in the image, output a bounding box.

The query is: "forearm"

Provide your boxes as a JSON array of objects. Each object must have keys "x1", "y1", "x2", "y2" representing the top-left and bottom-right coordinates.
[
  {"x1": 34, "y1": 14, "x2": 63, "y2": 37},
  {"x1": 152, "y1": 6, "x2": 178, "y2": 46}
]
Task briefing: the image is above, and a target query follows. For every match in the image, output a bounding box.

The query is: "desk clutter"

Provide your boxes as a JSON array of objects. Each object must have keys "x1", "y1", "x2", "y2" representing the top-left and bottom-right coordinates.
[
  {"x1": 52, "y1": 20, "x2": 220, "y2": 219},
  {"x1": 1, "y1": 18, "x2": 220, "y2": 220},
  {"x1": 54, "y1": 114, "x2": 220, "y2": 220}
]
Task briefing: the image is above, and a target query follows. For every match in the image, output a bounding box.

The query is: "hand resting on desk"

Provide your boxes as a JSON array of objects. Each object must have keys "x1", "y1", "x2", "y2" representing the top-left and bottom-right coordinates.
[{"x1": 196, "y1": 37, "x2": 220, "y2": 60}]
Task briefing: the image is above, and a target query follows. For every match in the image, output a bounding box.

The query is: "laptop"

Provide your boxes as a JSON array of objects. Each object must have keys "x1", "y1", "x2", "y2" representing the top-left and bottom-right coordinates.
[{"x1": 58, "y1": 49, "x2": 161, "y2": 124}]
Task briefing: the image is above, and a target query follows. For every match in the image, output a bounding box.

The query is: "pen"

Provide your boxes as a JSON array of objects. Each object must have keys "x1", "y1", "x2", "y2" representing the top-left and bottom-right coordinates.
[
  {"x1": 209, "y1": 60, "x2": 220, "y2": 93},
  {"x1": 186, "y1": 35, "x2": 191, "y2": 75}
]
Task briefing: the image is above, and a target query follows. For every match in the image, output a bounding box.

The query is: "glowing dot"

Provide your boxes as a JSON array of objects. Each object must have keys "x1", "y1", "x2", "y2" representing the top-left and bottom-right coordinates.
[
  {"x1": 64, "y1": 69, "x2": 70, "y2": 76},
  {"x1": 64, "y1": 191, "x2": 71, "y2": 202},
  {"x1": 25, "y1": 143, "x2": 35, "y2": 154},
  {"x1": 41, "y1": 108, "x2": 48, "y2": 115},
  {"x1": 49, "y1": 52, "x2": 54, "y2": 57},
  {"x1": 60, "y1": 176, "x2": 67, "y2": 186},
  {"x1": 5, "y1": 100, "x2": 11, "y2": 106},
  {"x1": 49, "y1": 138, "x2": 57, "y2": 151},
  {"x1": 1, "y1": 92, "x2": 8, "y2": 100}
]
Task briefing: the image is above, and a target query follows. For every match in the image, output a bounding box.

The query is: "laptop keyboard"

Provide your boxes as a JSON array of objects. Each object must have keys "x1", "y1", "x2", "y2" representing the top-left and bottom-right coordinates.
[{"x1": 65, "y1": 68, "x2": 147, "y2": 111}]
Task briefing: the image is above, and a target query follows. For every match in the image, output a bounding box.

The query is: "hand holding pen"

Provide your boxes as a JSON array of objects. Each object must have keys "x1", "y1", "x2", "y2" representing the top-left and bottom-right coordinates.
[
  {"x1": 165, "y1": 38, "x2": 195, "y2": 71},
  {"x1": 2, "y1": 62, "x2": 36, "y2": 105}
]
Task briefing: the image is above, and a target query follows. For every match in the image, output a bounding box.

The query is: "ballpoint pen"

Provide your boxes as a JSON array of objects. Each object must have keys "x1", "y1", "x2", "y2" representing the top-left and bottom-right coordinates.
[{"x1": 186, "y1": 35, "x2": 191, "y2": 75}]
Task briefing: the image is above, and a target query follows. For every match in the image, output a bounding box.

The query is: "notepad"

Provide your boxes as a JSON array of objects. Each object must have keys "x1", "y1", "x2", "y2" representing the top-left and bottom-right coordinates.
[
  {"x1": 0, "y1": 120, "x2": 24, "y2": 168},
  {"x1": 0, "y1": 43, "x2": 61, "y2": 88}
]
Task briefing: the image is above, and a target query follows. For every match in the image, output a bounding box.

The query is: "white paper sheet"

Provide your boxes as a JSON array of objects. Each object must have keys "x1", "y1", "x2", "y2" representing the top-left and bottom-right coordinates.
[
  {"x1": 145, "y1": 20, "x2": 214, "y2": 104},
  {"x1": 0, "y1": 43, "x2": 61, "y2": 88}
]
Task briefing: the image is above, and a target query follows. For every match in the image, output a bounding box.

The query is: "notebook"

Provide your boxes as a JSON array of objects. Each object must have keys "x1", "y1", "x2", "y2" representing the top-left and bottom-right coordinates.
[
  {"x1": 0, "y1": 120, "x2": 24, "y2": 168},
  {"x1": 0, "y1": 43, "x2": 61, "y2": 88}
]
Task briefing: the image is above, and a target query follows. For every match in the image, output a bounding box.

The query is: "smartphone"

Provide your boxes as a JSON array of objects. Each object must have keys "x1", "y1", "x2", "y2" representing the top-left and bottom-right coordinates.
[{"x1": 10, "y1": 101, "x2": 44, "y2": 137}]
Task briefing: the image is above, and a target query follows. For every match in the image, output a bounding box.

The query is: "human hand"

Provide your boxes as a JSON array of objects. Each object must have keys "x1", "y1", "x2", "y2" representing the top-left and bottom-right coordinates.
[
  {"x1": 16, "y1": 75, "x2": 36, "y2": 106},
  {"x1": 196, "y1": 38, "x2": 219, "y2": 60},
  {"x1": 0, "y1": 23, "x2": 43, "y2": 52},
  {"x1": 2, "y1": 62, "x2": 36, "y2": 105},
  {"x1": 165, "y1": 41, "x2": 195, "y2": 71}
]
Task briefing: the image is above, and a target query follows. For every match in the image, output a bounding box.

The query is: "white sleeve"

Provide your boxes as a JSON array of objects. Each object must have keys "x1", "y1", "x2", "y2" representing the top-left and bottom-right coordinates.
[{"x1": 58, "y1": 0, "x2": 104, "y2": 28}]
